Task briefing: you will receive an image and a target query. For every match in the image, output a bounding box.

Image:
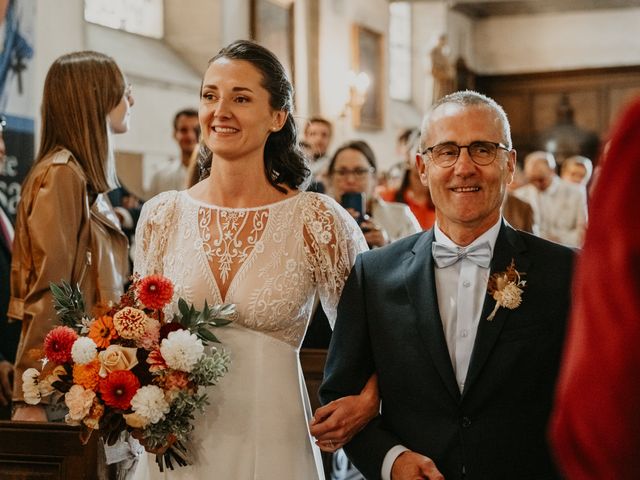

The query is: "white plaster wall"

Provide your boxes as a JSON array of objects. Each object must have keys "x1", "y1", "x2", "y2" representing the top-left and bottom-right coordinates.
[
  {"x1": 221, "y1": 0, "x2": 250, "y2": 45},
  {"x1": 474, "y1": 7, "x2": 640, "y2": 74},
  {"x1": 411, "y1": 2, "x2": 448, "y2": 114},
  {"x1": 318, "y1": 0, "x2": 400, "y2": 169},
  {"x1": 446, "y1": 10, "x2": 474, "y2": 72},
  {"x1": 164, "y1": 0, "x2": 222, "y2": 74},
  {"x1": 33, "y1": 0, "x2": 85, "y2": 146}
]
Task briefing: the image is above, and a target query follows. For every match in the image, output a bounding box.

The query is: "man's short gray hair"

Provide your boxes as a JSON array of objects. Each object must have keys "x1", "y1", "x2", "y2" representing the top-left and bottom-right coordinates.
[{"x1": 420, "y1": 90, "x2": 513, "y2": 152}]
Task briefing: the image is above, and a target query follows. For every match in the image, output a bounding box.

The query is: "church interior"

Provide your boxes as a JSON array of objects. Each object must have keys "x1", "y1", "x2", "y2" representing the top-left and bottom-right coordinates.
[{"x1": 1, "y1": 0, "x2": 640, "y2": 478}]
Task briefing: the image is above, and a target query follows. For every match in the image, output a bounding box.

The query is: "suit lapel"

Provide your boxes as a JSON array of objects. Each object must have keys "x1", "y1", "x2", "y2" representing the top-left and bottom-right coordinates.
[
  {"x1": 463, "y1": 223, "x2": 531, "y2": 397},
  {"x1": 404, "y1": 230, "x2": 461, "y2": 402}
]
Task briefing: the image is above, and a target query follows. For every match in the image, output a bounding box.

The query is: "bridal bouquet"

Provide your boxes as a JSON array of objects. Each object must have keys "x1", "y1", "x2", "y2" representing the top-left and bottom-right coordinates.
[{"x1": 21, "y1": 274, "x2": 234, "y2": 471}]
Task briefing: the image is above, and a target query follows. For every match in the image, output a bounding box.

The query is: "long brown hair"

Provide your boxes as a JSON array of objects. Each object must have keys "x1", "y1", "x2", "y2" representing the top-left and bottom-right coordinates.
[{"x1": 35, "y1": 51, "x2": 126, "y2": 193}]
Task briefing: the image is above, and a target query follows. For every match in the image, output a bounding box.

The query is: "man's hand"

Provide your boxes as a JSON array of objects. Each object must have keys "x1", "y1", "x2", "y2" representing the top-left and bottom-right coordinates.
[
  {"x1": 391, "y1": 451, "x2": 445, "y2": 480},
  {"x1": 0, "y1": 360, "x2": 13, "y2": 407},
  {"x1": 12, "y1": 404, "x2": 47, "y2": 422},
  {"x1": 310, "y1": 374, "x2": 379, "y2": 452}
]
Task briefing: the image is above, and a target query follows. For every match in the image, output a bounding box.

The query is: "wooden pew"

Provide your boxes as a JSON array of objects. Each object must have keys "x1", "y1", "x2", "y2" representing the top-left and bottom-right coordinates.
[{"x1": 0, "y1": 420, "x2": 100, "y2": 479}]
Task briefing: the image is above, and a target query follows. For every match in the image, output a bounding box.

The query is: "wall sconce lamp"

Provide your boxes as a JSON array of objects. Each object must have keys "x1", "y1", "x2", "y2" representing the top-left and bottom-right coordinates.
[{"x1": 342, "y1": 70, "x2": 371, "y2": 118}]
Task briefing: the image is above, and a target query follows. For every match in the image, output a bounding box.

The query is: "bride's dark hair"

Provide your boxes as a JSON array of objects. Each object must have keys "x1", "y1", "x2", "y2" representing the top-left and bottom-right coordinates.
[{"x1": 198, "y1": 40, "x2": 309, "y2": 192}]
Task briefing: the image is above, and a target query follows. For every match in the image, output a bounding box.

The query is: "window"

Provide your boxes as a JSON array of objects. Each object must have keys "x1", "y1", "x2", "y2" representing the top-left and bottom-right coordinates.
[
  {"x1": 389, "y1": 2, "x2": 412, "y2": 102},
  {"x1": 84, "y1": 0, "x2": 164, "y2": 39}
]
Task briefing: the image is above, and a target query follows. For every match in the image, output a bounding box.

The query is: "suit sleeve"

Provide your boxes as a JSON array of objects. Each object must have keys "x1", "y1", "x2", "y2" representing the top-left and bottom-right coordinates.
[{"x1": 320, "y1": 254, "x2": 403, "y2": 479}]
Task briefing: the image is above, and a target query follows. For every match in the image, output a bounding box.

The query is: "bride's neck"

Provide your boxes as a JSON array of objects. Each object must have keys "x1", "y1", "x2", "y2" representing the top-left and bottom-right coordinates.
[{"x1": 193, "y1": 159, "x2": 293, "y2": 208}]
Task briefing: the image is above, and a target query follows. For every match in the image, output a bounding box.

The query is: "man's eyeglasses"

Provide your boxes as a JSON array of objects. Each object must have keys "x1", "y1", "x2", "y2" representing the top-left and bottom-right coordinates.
[
  {"x1": 332, "y1": 167, "x2": 374, "y2": 179},
  {"x1": 421, "y1": 141, "x2": 510, "y2": 168}
]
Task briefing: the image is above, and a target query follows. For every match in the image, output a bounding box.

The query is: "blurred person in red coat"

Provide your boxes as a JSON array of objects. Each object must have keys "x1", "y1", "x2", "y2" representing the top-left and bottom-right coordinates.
[{"x1": 550, "y1": 97, "x2": 640, "y2": 479}]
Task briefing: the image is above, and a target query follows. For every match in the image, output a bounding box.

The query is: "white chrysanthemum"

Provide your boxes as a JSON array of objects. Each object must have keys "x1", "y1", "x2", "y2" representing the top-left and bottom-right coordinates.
[
  {"x1": 131, "y1": 385, "x2": 170, "y2": 425},
  {"x1": 495, "y1": 283, "x2": 523, "y2": 310},
  {"x1": 71, "y1": 337, "x2": 98, "y2": 365},
  {"x1": 22, "y1": 368, "x2": 41, "y2": 405},
  {"x1": 160, "y1": 330, "x2": 204, "y2": 372}
]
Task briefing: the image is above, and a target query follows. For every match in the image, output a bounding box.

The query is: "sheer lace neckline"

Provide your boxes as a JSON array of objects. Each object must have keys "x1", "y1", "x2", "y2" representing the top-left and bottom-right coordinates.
[{"x1": 182, "y1": 190, "x2": 301, "y2": 211}]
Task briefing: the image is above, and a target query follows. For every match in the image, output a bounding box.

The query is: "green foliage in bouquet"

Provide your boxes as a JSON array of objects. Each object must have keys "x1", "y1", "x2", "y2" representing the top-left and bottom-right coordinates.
[
  {"x1": 50, "y1": 281, "x2": 87, "y2": 328},
  {"x1": 176, "y1": 299, "x2": 234, "y2": 344}
]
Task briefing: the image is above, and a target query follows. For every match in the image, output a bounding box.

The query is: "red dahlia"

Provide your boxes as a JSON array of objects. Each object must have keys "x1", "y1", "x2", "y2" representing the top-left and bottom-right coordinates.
[
  {"x1": 43, "y1": 326, "x2": 78, "y2": 364},
  {"x1": 99, "y1": 370, "x2": 140, "y2": 410},
  {"x1": 137, "y1": 275, "x2": 174, "y2": 310}
]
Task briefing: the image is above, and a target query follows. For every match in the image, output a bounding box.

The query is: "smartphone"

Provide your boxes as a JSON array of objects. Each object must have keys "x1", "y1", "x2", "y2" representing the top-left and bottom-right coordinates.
[{"x1": 340, "y1": 192, "x2": 366, "y2": 224}]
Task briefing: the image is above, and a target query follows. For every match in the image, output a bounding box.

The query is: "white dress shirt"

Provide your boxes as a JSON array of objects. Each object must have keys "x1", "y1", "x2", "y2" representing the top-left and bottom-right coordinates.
[{"x1": 381, "y1": 219, "x2": 502, "y2": 480}]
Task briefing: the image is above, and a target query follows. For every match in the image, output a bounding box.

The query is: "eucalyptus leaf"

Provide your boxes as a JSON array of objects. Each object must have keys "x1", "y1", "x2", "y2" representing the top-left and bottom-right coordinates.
[{"x1": 197, "y1": 328, "x2": 219, "y2": 344}]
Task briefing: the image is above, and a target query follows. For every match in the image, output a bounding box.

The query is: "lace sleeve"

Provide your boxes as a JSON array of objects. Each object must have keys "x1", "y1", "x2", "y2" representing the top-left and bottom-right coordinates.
[
  {"x1": 133, "y1": 191, "x2": 180, "y2": 277},
  {"x1": 302, "y1": 194, "x2": 368, "y2": 328}
]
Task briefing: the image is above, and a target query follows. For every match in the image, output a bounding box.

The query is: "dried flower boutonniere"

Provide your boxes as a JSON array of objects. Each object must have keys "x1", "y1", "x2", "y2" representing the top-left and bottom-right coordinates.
[{"x1": 486, "y1": 259, "x2": 526, "y2": 321}]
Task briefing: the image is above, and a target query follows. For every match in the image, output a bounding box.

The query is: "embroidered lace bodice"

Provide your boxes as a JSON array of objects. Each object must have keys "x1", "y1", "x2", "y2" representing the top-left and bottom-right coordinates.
[{"x1": 134, "y1": 191, "x2": 367, "y2": 347}]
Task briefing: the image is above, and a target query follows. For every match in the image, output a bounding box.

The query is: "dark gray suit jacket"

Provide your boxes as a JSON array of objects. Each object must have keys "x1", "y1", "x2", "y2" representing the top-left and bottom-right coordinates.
[{"x1": 320, "y1": 222, "x2": 574, "y2": 480}]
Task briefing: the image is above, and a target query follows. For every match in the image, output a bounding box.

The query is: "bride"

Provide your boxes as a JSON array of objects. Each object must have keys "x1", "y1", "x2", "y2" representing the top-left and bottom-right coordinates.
[{"x1": 132, "y1": 40, "x2": 370, "y2": 479}]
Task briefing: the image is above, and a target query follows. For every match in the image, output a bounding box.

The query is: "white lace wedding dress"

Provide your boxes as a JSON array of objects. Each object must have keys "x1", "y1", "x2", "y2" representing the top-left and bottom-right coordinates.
[{"x1": 131, "y1": 190, "x2": 366, "y2": 480}]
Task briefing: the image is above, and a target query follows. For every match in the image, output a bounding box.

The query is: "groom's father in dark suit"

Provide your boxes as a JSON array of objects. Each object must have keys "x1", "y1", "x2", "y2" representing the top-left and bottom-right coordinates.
[{"x1": 320, "y1": 91, "x2": 574, "y2": 480}]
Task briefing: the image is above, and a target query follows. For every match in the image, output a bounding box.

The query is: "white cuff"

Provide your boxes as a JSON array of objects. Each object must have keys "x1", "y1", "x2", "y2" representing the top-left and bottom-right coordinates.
[{"x1": 381, "y1": 445, "x2": 409, "y2": 480}]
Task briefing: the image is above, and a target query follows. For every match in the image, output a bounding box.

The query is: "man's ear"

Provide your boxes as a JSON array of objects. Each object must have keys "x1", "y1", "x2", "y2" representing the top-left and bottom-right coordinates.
[
  {"x1": 506, "y1": 149, "x2": 517, "y2": 185},
  {"x1": 416, "y1": 153, "x2": 429, "y2": 187}
]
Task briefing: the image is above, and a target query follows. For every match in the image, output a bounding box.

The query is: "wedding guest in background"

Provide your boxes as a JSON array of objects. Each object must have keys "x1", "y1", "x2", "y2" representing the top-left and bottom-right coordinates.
[
  {"x1": 328, "y1": 140, "x2": 421, "y2": 248},
  {"x1": 560, "y1": 155, "x2": 593, "y2": 187},
  {"x1": 0, "y1": 115, "x2": 19, "y2": 419},
  {"x1": 146, "y1": 108, "x2": 199, "y2": 198},
  {"x1": 550, "y1": 97, "x2": 640, "y2": 480},
  {"x1": 502, "y1": 193, "x2": 535, "y2": 233},
  {"x1": 303, "y1": 116, "x2": 333, "y2": 192},
  {"x1": 9, "y1": 51, "x2": 132, "y2": 422},
  {"x1": 381, "y1": 128, "x2": 436, "y2": 230},
  {"x1": 317, "y1": 91, "x2": 574, "y2": 480},
  {"x1": 515, "y1": 151, "x2": 587, "y2": 247}
]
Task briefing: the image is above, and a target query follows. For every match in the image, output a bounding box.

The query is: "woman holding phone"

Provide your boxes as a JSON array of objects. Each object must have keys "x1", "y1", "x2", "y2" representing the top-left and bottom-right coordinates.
[{"x1": 327, "y1": 140, "x2": 421, "y2": 248}]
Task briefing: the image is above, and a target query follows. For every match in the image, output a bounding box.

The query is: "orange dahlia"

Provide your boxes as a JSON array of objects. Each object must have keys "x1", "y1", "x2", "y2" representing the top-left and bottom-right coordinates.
[
  {"x1": 44, "y1": 326, "x2": 78, "y2": 364},
  {"x1": 99, "y1": 370, "x2": 140, "y2": 410},
  {"x1": 159, "y1": 370, "x2": 190, "y2": 391},
  {"x1": 137, "y1": 275, "x2": 174, "y2": 310},
  {"x1": 147, "y1": 348, "x2": 168, "y2": 373},
  {"x1": 88, "y1": 315, "x2": 118, "y2": 348},
  {"x1": 73, "y1": 359, "x2": 101, "y2": 391}
]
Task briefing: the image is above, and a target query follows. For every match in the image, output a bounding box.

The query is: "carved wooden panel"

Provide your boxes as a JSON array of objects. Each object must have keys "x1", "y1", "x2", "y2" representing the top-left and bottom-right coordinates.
[{"x1": 476, "y1": 65, "x2": 640, "y2": 160}]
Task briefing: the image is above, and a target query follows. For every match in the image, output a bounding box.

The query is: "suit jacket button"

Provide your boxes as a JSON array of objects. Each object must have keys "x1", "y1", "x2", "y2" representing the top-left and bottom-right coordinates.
[{"x1": 461, "y1": 416, "x2": 472, "y2": 428}]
